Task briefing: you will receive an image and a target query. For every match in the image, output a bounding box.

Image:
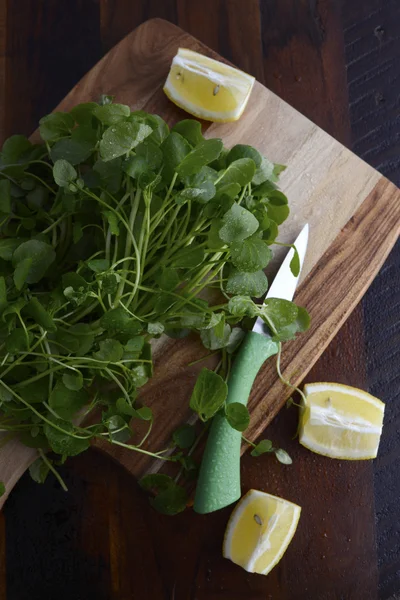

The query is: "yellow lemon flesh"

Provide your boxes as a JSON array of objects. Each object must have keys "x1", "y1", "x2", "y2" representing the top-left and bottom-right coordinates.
[
  {"x1": 223, "y1": 489, "x2": 301, "y2": 575},
  {"x1": 299, "y1": 382, "x2": 385, "y2": 460},
  {"x1": 163, "y1": 48, "x2": 255, "y2": 122}
]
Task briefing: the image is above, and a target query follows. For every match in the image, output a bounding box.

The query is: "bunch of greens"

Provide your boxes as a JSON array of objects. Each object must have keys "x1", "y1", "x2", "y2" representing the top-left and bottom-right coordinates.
[{"x1": 0, "y1": 97, "x2": 308, "y2": 510}]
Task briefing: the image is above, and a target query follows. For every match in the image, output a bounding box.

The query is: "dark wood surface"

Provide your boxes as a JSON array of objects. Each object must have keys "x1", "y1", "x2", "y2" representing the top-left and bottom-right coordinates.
[{"x1": 0, "y1": 1, "x2": 399, "y2": 599}]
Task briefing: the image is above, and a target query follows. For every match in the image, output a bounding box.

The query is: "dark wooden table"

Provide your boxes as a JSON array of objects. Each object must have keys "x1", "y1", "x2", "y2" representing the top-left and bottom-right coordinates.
[{"x1": 1, "y1": 1, "x2": 399, "y2": 599}]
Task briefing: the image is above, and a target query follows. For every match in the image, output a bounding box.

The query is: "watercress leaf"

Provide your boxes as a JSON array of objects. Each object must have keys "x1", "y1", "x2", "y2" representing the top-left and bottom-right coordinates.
[
  {"x1": 100, "y1": 210, "x2": 119, "y2": 236},
  {"x1": 6, "y1": 328, "x2": 32, "y2": 353},
  {"x1": 202, "y1": 312, "x2": 224, "y2": 330},
  {"x1": 0, "y1": 179, "x2": 11, "y2": 213},
  {"x1": 271, "y1": 163, "x2": 287, "y2": 181},
  {"x1": 29, "y1": 458, "x2": 50, "y2": 484},
  {"x1": 226, "y1": 269, "x2": 268, "y2": 297},
  {"x1": 219, "y1": 203, "x2": 259, "y2": 243},
  {"x1": 87, "y1": 258, "x2": 110, "y2": 273},
  {"x1": 94, "y1": 339, "x2": 124, "y2": 363},
  {"x1": 69, "y1": 323, "x2": 95, "y2": 356},
  {"x1": 207, "y1": 218, "x2": 225, "y2": 249},
  {"x1": 19, "y1": 378, "x2": 49, "y2": 404},
  {"x1": 136, "y1": 406, "x2": 153, "y2": 421},
  {"x1": 251, "y1": 439, "x2": 273, "y2": 456},
  {"x1": 93, "y1": 103, "x2": 130, "y2": 125},
  {"x1": 143, "y1": 114, "x2": 169, "y2": 145},
  {"x1": 176, "y1": 139, "x2": 223, "y2": 179},
  {"x1": 156, "y1": 267, "x2": 180, "y2": 291},
  {"x1": 252, "y1": 155, "x2": 274, "y2": 185},
  {"x1": 252, "y1": 180, "x2": 277, "y2": 198},
  {"x1": 147, "y1": 322, "x2": 164, "y2": 335},
  {"x1": 13, "y1": 240, "x2": 56, "y2": 285},
  {"x1": 49, "y1": 379, "x2": 88, "y2": 420},
  {"x1": 62, "y1": 272, "x2": 88, "y2": 292},
  {"x1": 123, "y1": 155, "x2": 150, "y2": 179},
  {"x1": 228, "y1": 295, "x2": 259, "y2": 318},
  {"x1": 70, "y1": 102, "x2": 98, "y2": 124},
  {"x1": 72, "y1": 222, "x2": 83, "y2": 244},
  {"x1": 99, "y1": 94, "x2": 114, "y2": 106},
  {"x1": 217, "y1": 158, "x2": 256, "y2": 187},
  {"x1": 1, "y1": 135, "x2": 32, "y2": 164},
  {"x1": 290, "y1": 246, "x2": 300, "y2": 277},
  {"x1": 161, "y1": 132, "x2": 191, "y2": 183},
  {"x1": 53, "y1": 159, "x2": 77, "y2": 187},
  {"x1": 200, "y1": 323, "x2": 231, "y2": 350},
  {"x1": 172, "y1": 424, "x2": 196, "y2": 449},
  {"x1": 227, "y1": 327, "x2": 246, "y2": 354},
  {"x1": 214, "y1": 182, "x2": 241, "y2": 200},
  {"x1": 24, "y1": 297, "x2": 57, "y2": 332},
  {"x1": 135, "y1": 140, "x2": 163, "y2": 170},
  {"x1": 100, "y1": 273, "x2": 118, "y2": 294},
  {"x1": 0, "y1": 276, "x2": 7, "y2": 314},
  {"x1": 150, "y1": 483, "x2": 188, "y2": 516},
  {"x1": 274, "y1": 306, "x2": 311, "y2": 342},
  {"x1": 275, "y1": 448, "x2": 292, "y2": 465},
  {"x1": 0, "y1": 238, "x2": 25, "y2": 260},
  {"x1": 140, "y1": 473, "x2": 174, "y2": 493},
  {"x1": 226, "y1": 144, "x2": 262, "y2": 168},
  {"x1": 231, "y1": 236, "x2": 273, "y2": 272},
  {"x1": 0, "y1": 482, "x2": 4, "y2": 497},
  {"x1": 39, "y1": 112, "x2": 75, "y2": 141},
  {"x1": 100, "y1": 121, "x2": 153, "y2": 161},
  {"x1": 62, "y1": 370, "x2": 84, "y2": 391},
  {"x1": 93, "y1": 158, "x2": 122, "y2": 194},
  {"x1": 125, "y1": 337, "x2": 145, "y2": 352},
  {"x1": 262, "y1": 298, "x2": 298, "y2": 333},
  {"x1": 225, "y1": 403, "x2": 250, "y2": 431},
  {"x1": 265, "y1": 196, "x2": 290, "y2": 225},
  {"x1": 131, "y1": 364, "x2": 148, "y2": 387},
  {"x1": 263, "y1": 219, "x2": 279, "y2": 244},
  {"x1": 50, "y1": 138, "x2": 93, "y2": 165},
  {"x1": 116, "y1": 397, "x2": 135, "y2": 417},
  {"x1": 172, "y1": 119, "x2": 204, "y2": 147},
  {"x1": 189, "y1": 368, "x2": 228, "y2": 421},
  {"x1": 44, "y1": 417, "x2": 90, "y2": 456},
  {"x1": 100, "y1": 307, "x2": 138, "y2": 334},
  {"x1": 172, "y1": 246, "x2": 204, "y2": 269}
]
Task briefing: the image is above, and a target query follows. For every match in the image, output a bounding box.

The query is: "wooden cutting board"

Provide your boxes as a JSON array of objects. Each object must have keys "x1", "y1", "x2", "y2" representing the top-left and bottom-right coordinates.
[{"x1": 0, "y1": 18, "x2": 399, "y2": 505}]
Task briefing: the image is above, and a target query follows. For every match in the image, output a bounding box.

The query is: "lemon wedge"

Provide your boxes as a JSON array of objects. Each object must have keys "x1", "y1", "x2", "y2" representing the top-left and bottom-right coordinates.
[
  {"x1": 163, "y1": 48, "x2": 255, "y2": 122},
  {"x1": 223, "y1": 489, "x2": 301, "y2": 575},
  {"x1": 299, "y1": 382, "x2": 385, "y2": 460}
]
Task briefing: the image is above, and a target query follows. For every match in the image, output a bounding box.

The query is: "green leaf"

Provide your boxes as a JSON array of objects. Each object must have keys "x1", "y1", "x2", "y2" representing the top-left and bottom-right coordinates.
[
  {"x1": 12, "y1": 240, "x2": 56, "y2": 285},
  {"x1": 1, "y1": 135, "x2": 32, "y2": 164},
  {"x1": 70, "y1": 102, "x2": 98, "y2": 124},
  {"x1": 252, "y1": 156, "x2": 274, "y2": 185},
  {"x1": 214, "y1": 182, "x2": 241, "y2": 200},
  {"x1": 142, "y1": 114, "x2": 169, "y2": 145},
  {"x1": 226, "y1": 269, "x2": 268, "y2": 297},
  {"x1": 272, "y1": 163, "x2": 286, "y2": 180},
  {"x1": 0, "y1": 482, "x2": 5, "y2": 497},
  {"x1": 273, "y1": 306, "x2": 310, "y2": 342},
  {"x1": 123, "y1": 155, "x2": 151, "y2": 180},
  {"x1": 49, "y1": 379, "x2": 88, "y2": 420},
  {"x1": 125, "y1": 337, "x2": 145, "y2": 352},
  {"x1": 290, "y1": 246, "x2": 300, "y2": 277},
  {"x1": 225, "y1": 402, "x2": 250, "y2": 431},
  {"x1": 200, "y1": 323, "x2": 231, "y2": 350},
  {"x1": 176, "y1": 139, "x2": 223, "y2": 178},
  {"x1": 207, "y1": 218, "x2": 225, "y2": 249},
  {"x1": 172, "y1": 119, "x2": 204, "y2": 146},
  {"x1": 251, "y1": 439, "x2": 273, "y2": 456},
  {"x1": 93, "y1": 103, "x2": 130, "y2": 125},
  {"x1": 53, "y1": 159, "x2": 77, "y2": 187},
  {"x1": 0, "y1": 238, "x2": 25, "y2": 261},
  {"x1": 50, "y1": 138, "x2": 93, "y2": 165},
  {"x1": 135, "y1": 406, "x2": 153, "y2": 421},
  {"x1": 26, "y1": 186, "x2": 48, "y2": 210},
  {"x1": 265, "y1": 194, "x2": 290, "y2": 225},
  {"x1": 87, "y1": 258, "x2": 109, "y2": 273},
  {"x1": 44, "y1": 418, "x2": 90, "y2": 456},
  {"x1": 0, "y1": 276, "x2": 7, "y2": 314},
  {"x1": 156, "y1": 267, "x2": 179, "y2": 291},
  {"x1": 172, "y1": 424, "x2": 196, "y2": 449},
  {"x1": 93, "y1": 158, "x2": 122, "y2": 193},
  {"x1": 73, "y1": 222, "x2": 83, "y2": 243},
  {"x1": 99, "y1": 121, "x2": 152, "y2": 161},
  {"x1": 228, "y1": 296, "x2": 259, "y2": 318},
  {"x1": 226, "y1": 327, "x2": 246, "y2": 354},
  {"x1": 13, "y1": 258, "x2": 31, "y2": 290},
  {"x1": 62, "y1": 370, "x2": 84, "y2": 391},
  {"x1": 189, "y1": 368, "x2": 228, "y2": 421},
  {"x1": 94, "y1": 339, "x2": 124, "y2": 363},
  {"x1": 161, "y1": 132, "x2": 191, "y2": 183},
  {"x1": 69, "y1": 323, "x2": 95, "y2": 355},
  {"x1": 100, "y1": 273, "x2": 118, "y2": 294},
  {"x1": 147, "y1": 322, "x2": 164, "y2": 335},
  {"x1": 226, "y1": 144, "x2": 262, "y2": 167},
  {"x1": 135, "y1": 140, "x2": 163, "y2": 170},
  {"x1": 217, "y1": 158, "x2": 256, "y2": 187},
  {"x1": 275, "y1": 448, "x2": 292, "y2": 465},
  {"x1": 0, "y1": 179, "x2": 11, "y2": 213},
  {"x1": 219, "y1": 203, "x2": 259, "y2": 243},
  {"x1": 39, "y1": 112, "x2": 75, "y2": 142},
  {"x1": 6, "y1": 328, "x2": 32, "y2": 353},
  {"x1": 100, "y1": 307, "x2": 140, "y2": 335},
  {"x1": 230, "y1": 236, "x2": 273, "y2": 272},
  {"x1": 140, "y1": 474, "x2": 188, "y2": 516},
  {"x1": 140, "y1": 473, "x2": 174, "y2": 493},
  {"x1": 172, "y1": 246, "x2": 204, "y2": 269},
  {"x1": 29, "y1": 458, "x2": 50, "y2": 484},
  {"x1": 24, "y1": 298, "x2": 57, "y2": 332},
  {"x1": 262, "y1": 298, "x2": 298, "y2": 333},
  {"x1": 175, "y1": 182, "x2": 216, "y2": 204}
]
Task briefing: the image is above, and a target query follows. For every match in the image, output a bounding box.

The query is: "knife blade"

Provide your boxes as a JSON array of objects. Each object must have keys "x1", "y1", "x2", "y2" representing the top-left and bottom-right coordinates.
[{"x1": 194, "y1": 224, "x2": 309, "y2": 514}]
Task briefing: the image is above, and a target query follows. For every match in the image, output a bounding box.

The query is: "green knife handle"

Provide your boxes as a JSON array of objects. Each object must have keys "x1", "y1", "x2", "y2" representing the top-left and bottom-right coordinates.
[{"x1": 193, "y1": 331, "x2": 279, "y2": 514}]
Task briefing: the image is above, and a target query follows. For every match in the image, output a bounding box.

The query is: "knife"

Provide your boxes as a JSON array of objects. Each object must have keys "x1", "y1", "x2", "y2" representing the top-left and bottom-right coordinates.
[{"x1": 193, "y1": 223, "x2": 309, "y2": 514}]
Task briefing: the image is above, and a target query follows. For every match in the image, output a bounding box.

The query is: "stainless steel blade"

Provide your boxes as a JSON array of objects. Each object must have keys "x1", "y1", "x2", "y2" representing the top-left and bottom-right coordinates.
[{"x1": 252, "y1": 223, "x2": 309, "y2": 334}]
